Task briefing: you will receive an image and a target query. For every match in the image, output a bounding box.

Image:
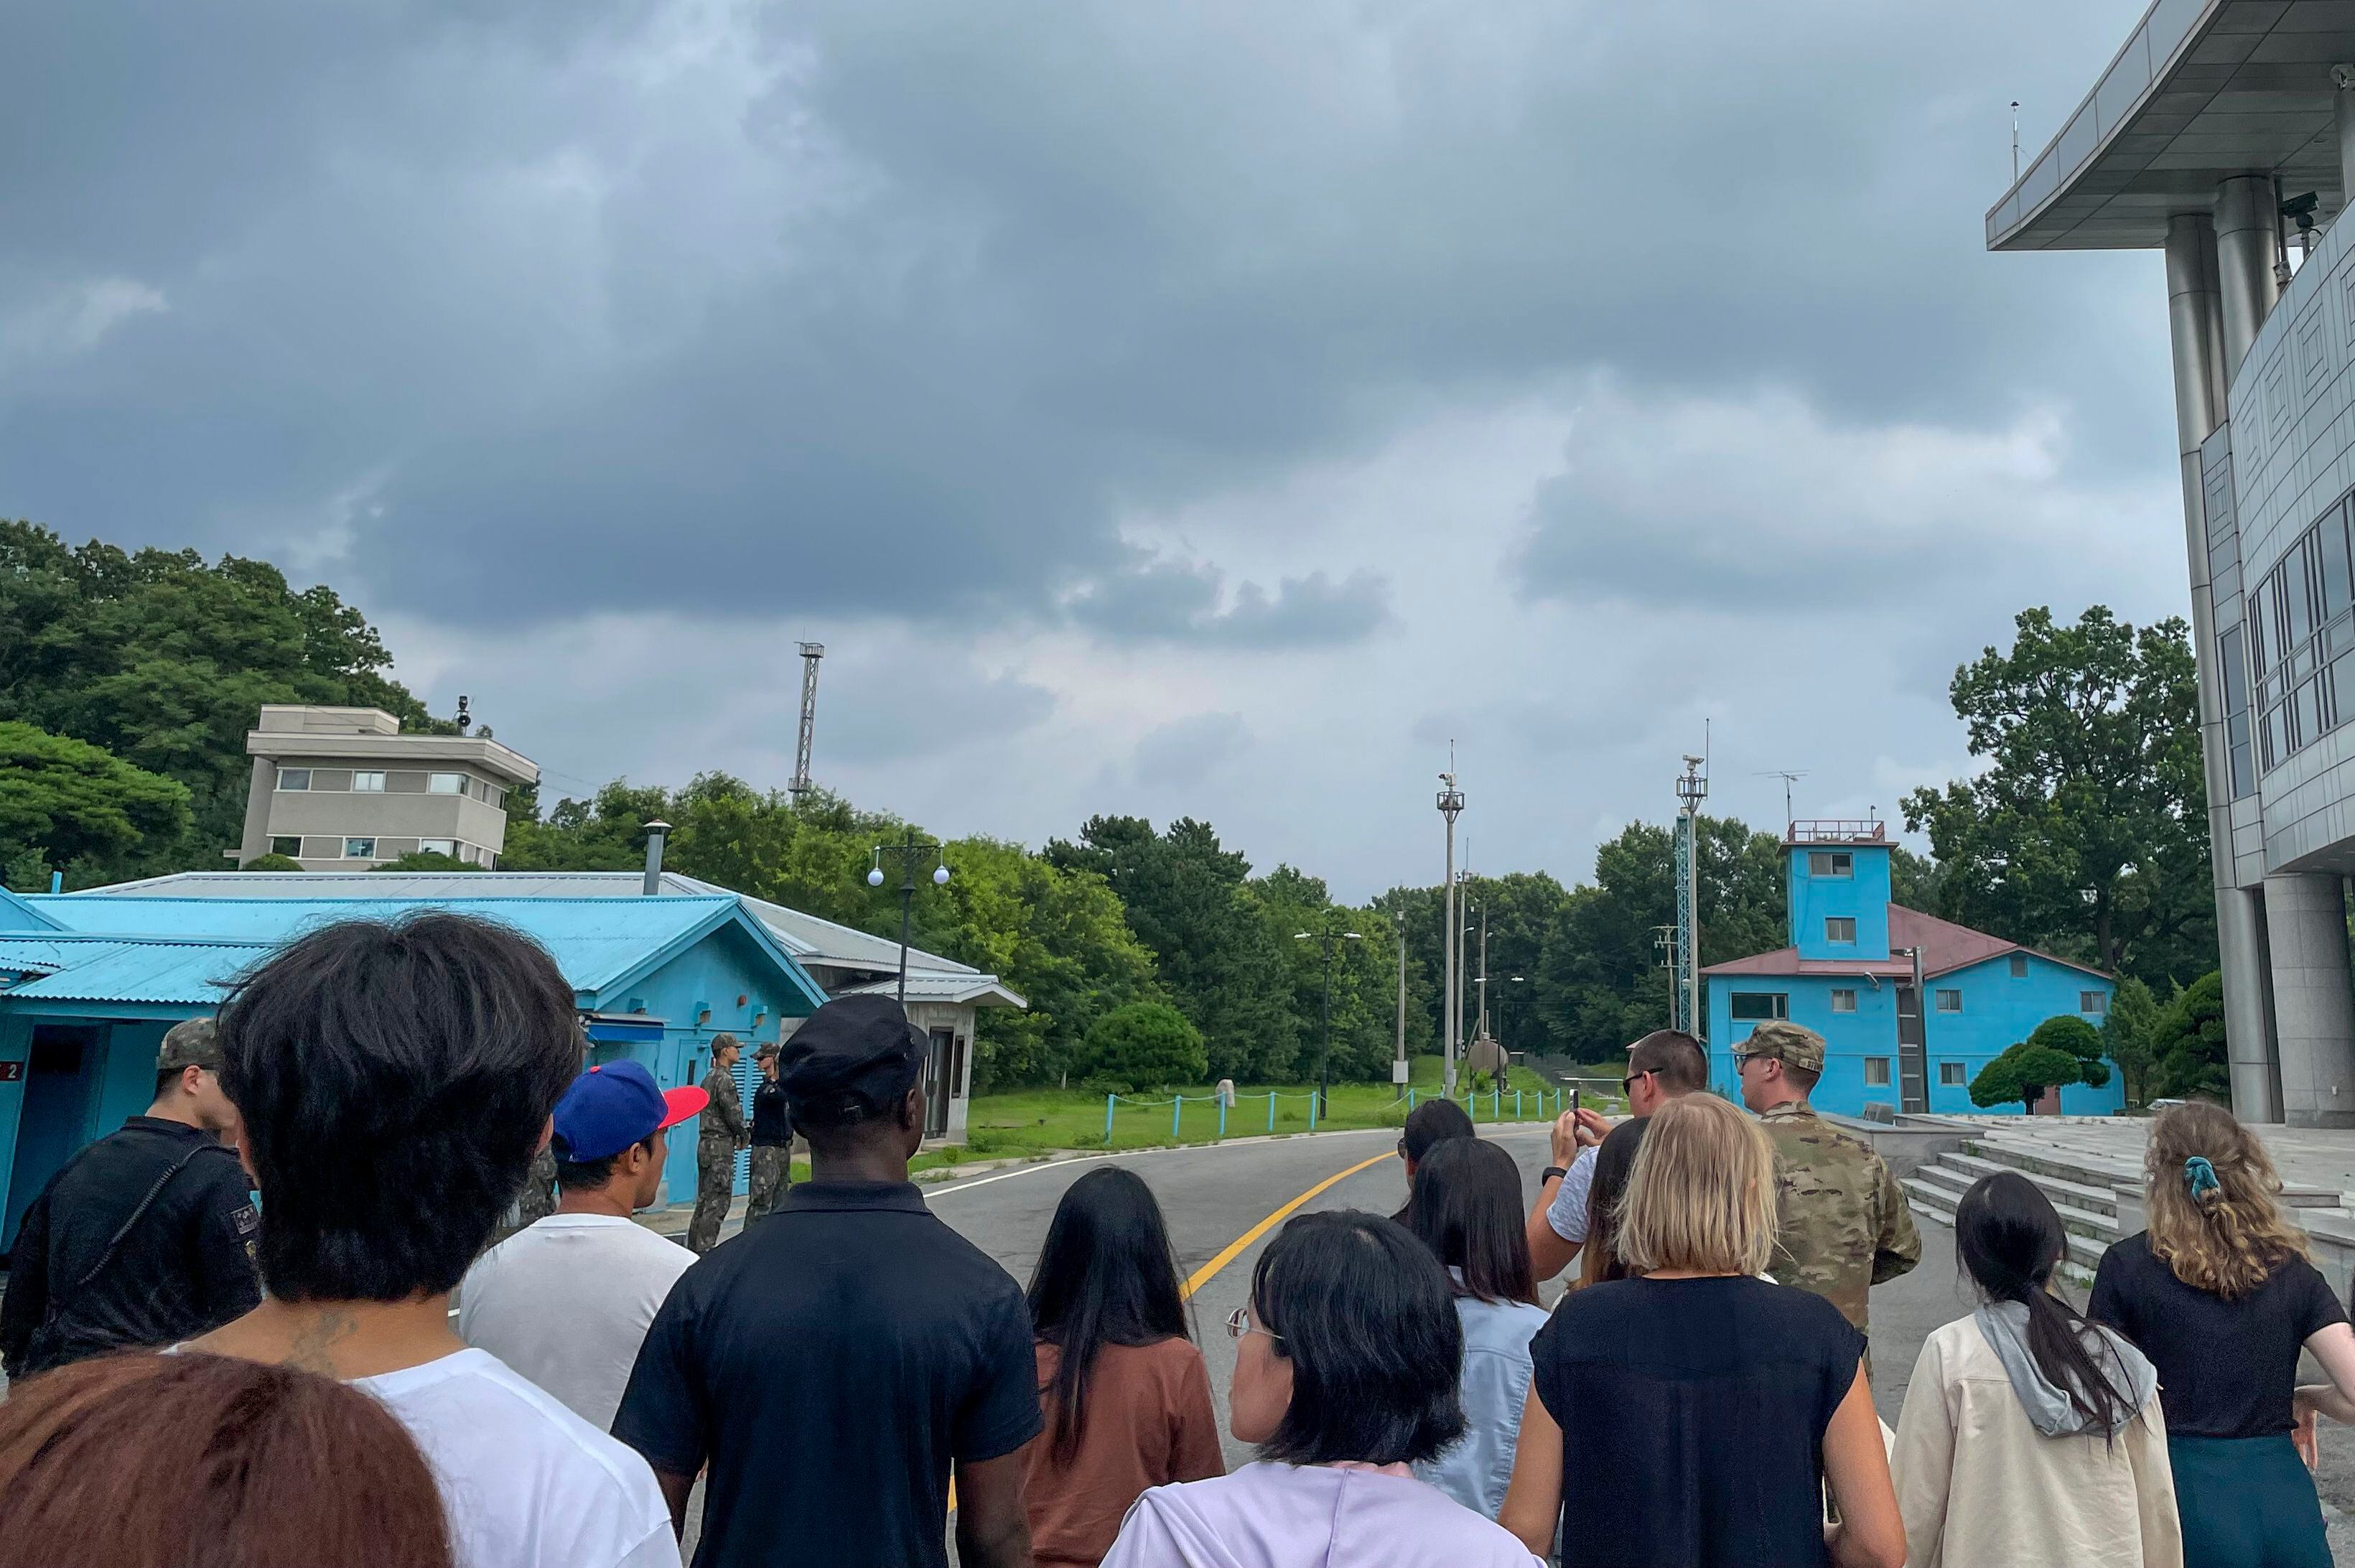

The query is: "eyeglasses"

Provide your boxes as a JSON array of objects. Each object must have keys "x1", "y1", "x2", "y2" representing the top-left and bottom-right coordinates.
[
  {"x1": 1622, "y1": 1068, "x2": 1653, "y2": 1094},
  {"x1": 1224, "y1": 1306, "x2": 1281, "y2": 1343}
]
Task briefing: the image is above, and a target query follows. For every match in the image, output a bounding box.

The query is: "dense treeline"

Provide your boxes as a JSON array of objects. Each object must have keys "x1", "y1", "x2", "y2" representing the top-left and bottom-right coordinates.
[{"x1": 0, "y1": 523, "x2": 2231, "y2": 1095}]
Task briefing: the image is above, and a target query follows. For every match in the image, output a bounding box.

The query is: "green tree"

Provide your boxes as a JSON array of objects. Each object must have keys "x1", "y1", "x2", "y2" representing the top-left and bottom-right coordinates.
[
  {"x1": 2150, "y1": 971, "x2": 2229, "y2": 1101},
  {"x1": 1081, "y1": 1002, "x2": 1208, "y2": 1093},
  {"x1": 238, "y1": 853, "x2": 304, "y2": 872},
  {"x1": 0, "y1": 522, "x2": 442, "y2": 861},
  {"x1": 2102, "y1": 976, "x2": 2163, "y2": 1107},
  {"x1": 2025, "y1": 1014, "x2": 2113, "y2": 1091},
  {"x1": 373, "y1": 849, "x2": 478, "y2": 872},
  {"x1": 1970, "y1": 1042, "x2": 2091, "y2": 1112},
  {"x1": 0, "y1": 721, "x2": 193, "y2": 887},
  {"x1": 1902, "y1": 606, "x2": 2214, "y2": 989}
]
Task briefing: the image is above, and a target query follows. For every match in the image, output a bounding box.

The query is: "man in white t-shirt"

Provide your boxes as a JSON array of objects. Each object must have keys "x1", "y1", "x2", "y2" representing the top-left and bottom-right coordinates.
[
  {"x1": 1525, "y1": 1030, "x2": 1707, "y2": 1281},
  {"x1": 460, "y1": 1060, "x2": 704, "y2": 1431},
  {"x1": 190, "y1": 912, "x2": 683, "y2": 1568}
]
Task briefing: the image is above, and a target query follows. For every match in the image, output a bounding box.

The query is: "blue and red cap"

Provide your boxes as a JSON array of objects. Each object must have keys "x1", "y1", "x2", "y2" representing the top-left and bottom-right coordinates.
[{"x1": 551, "y1": 1060, "x2": 709, "y2": 1162}]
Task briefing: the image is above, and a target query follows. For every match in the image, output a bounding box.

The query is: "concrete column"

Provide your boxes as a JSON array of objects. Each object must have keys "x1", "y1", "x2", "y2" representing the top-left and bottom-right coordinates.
[
  {"x1": 2336, "y1": 69, "x2": 2355, "y2": 202},
  {"x1": 2216, "y1": 174, "x2": 2282, "y2": 374},
  {"x1": 2166, "y1": 213, "x2": 2284, "y2": 1121},
  {"x1": 2262, "y1": 874, "x2": 2355, "y2": 1126}
]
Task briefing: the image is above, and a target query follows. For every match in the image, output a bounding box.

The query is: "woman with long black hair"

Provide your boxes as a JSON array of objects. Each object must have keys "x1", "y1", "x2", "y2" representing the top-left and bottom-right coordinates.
[
  {"x1": 1890, "y1": 1171, "x2": 2178, "y2": 1567},
  {"x1": 1405, "y1": 1138, "x2": 1549, "y2": 1520},
  {"x1": 1023, "y1": 1166, "x2": 1224, "y2": 1568}
]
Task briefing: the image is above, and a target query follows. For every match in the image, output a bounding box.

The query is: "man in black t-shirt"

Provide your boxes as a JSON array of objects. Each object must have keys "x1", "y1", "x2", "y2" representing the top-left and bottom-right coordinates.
[
  {"x1": 745, "y1": 1042, "x2": 792, "y2": 1222},
  {"x1": 613, "y1": 995, "x2": 1040, "y2": 1568},
  {"x1": 0, "y1": 1018, "x2": 260, "y2": 1378}
]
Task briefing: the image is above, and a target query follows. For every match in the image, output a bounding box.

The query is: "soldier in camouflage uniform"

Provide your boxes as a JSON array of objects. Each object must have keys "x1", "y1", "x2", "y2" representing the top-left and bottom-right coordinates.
[
  {"x1": 745, "y1": 1042, "x2": 792, "y2": 1221},
  {"x1": 1733, "y1": 1019, "x2": 1921, "y2": 1340},
  {"x1": 688, "y1": 1034, "x2": 747, "y2": 1254},
  {"x1": 515, "y1": 1144, "x2": 559, "y2": 1228}
]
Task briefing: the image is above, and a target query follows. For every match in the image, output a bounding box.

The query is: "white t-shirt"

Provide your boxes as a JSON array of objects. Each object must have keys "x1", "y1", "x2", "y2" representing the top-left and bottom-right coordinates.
[
  {"x1": 355, "y1": 1348, "x2": 680, "y2": 1568},
  {"x1": 458, "y1": 1213, "x2": 695, "y2": 1433}
]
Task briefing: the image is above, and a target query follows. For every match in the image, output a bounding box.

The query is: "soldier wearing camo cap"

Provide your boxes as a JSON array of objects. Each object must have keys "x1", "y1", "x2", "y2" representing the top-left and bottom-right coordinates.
[{"x1": 1733, "y1": 1019, "x2": 1920, "y2": 1340}]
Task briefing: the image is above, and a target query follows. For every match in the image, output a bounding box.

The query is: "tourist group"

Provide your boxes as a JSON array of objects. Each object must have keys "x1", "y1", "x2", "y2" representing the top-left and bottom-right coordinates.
[{"x1": 0, "y1": 911, "x2": 2348, "y2": 1568}]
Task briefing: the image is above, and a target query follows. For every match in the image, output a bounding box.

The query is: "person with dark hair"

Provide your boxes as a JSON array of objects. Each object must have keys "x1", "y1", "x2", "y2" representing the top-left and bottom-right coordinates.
[
  {"x1": 0, "y1": 1350, "x2": 455, "y2": 1568},
  {"x1": 614, "y1": 994, "x2": 1040, "y2": 1568},
  {"x1": 1389, "y1": 1096, "x2": 1475, "y2": 1225},
  {"x1": 1022, "y1": 1166, "x2": 1224, "y2": 1567},
  {"x1": 188, "y1": 913, "x2": 680, "y2": 1568},
  {"x1": 745, "y1": 1040, "x2": 793, "y2": 1221},
  {"x1": 1526, "y1": 1030, "x2": 1705, "y2": 1282},
  {"x1": 2091, "y1": 1101, "x2": 2355, "y2": 1568},
  {"x1": 460, "y1": 1061, "x2": 706, "y2": 1430},
  {"x1": 1575, "y1": 1109, "x2": 1651, "y2": 1288},
  {"x1": 1101, "y1": 1210, "x2": 1538, "y2": 1567},
  {"x1": 1890, "y1": 1172, "x2": 2178, "y2": 1568},
  {"x1": 689, "y1": 1033, "x2": 747, "y2": 1253},
  {"x1": 1733, "y1": 1019, "x2": 1920, "y2": 1335},
  {"x1": 1406, "y1": 1139, "x2": 1548, "y2": 1520},
  {"x1": 1, "y1": 1017, "x2": 260, "y2": 1378}
]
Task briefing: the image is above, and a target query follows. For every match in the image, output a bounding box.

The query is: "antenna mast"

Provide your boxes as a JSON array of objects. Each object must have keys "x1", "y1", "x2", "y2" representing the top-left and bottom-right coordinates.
[
  {"x1": 1755, "y1": 769, "x2": 1807, "y2": 829},
  {"x1": 790, "y1": 643, "x2": 826, "y2": 798}
]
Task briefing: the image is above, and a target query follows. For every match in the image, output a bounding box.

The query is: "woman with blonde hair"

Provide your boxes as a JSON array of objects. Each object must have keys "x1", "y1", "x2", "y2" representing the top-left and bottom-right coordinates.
[
  {"x1": 1497, "y1": 1093, "x2": 1905, "y2": 1568},
  {"x1": 2090, "y1": 1101, "x2": 2355, "y2": 1568}
]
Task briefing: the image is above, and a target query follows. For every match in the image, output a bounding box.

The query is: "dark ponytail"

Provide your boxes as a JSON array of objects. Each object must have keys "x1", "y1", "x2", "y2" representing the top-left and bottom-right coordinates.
[{"x1": 1955, "y1": 1172, "x2": 2137, "y2": 1437}]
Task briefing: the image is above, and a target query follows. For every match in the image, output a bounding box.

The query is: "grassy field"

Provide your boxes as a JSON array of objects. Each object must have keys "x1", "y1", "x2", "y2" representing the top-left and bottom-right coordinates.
[{"x1": 951, "y1": 1055, "x2": 1629, "y2": 1162}]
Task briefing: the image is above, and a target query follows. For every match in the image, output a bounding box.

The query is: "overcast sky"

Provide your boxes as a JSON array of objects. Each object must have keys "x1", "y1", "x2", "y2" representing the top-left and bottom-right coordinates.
[{"x1": 2, "y1": 0, "x2": 2191, "y2": 901}]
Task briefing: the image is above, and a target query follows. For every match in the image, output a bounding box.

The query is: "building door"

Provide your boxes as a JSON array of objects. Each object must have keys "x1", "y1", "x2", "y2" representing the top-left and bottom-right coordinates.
[
  {"x1": 923, "y1": 1028, "x2": 953, "y2": 1139},
  {"x1": 4, "y1": 1025, "x2": 105, "y2": 1251},
  {"x1": 1894, "y1": 986, "x2": 1929, "y2": 1115}
]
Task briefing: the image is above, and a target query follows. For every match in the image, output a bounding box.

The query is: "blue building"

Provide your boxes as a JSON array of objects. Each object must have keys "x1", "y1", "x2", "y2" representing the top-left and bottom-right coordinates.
[
  {"x1": 0, "y1": 885, "x2": 831, "y2": 1248},
  {"x1": 1702, "y1": 821, "x2": 2120, "y2": 1118}
]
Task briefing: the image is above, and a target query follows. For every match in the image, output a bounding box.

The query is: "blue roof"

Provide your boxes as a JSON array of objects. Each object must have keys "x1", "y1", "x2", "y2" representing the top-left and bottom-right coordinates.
[
  {"x1": 10, "y1": 895, "x2": 829, "y2": 1012},
  {"x1": 0, "y1": 935, "x2": 276, "y2": 1005}
]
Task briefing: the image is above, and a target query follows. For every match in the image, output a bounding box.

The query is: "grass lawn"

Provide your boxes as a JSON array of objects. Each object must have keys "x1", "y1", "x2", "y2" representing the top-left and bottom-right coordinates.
[{"x1": 951, "y1": 1055, "x2": 1631, "y2": 1162}]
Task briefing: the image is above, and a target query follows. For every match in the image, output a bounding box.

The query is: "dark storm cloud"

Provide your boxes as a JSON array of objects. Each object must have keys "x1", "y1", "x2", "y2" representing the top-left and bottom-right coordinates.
[{"x1": 0, "y1": 0, "x2": 2165, "y2": 638}]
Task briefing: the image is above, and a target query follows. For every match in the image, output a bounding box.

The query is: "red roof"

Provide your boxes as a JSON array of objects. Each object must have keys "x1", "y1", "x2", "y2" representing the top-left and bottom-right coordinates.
[{"x1": 1699, "y1": 904, "x2": 2110, "y2": 982}]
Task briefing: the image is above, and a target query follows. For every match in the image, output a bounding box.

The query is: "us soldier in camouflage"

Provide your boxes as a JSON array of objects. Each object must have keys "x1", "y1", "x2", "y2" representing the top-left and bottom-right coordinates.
[
  {"x1": 1733, "y1": 1019, "x2": 1920, "y2": 1340},
  {"x1": 515, "y1": 1144, "x2": 559, "y2": 1228},
  {"x1": 688, "y1": 1034, "x2": 747, "y2": 1254}
]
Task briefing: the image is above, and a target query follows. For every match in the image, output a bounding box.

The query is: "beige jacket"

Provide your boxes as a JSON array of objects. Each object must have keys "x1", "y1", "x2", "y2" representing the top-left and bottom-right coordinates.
[{"x1": 1890, "y1": 1317, "x2": 2182, "y2": 1568}]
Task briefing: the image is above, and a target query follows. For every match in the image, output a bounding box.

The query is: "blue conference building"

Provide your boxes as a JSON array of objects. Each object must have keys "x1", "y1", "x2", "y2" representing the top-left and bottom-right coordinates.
[{"x1": 1702, "y1": 821, "x2": 2121, "y2": 1119}]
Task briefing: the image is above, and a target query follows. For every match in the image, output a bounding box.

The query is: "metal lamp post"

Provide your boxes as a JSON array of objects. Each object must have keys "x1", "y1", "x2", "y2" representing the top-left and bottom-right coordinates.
[
  {"x1": 867, "y1": 832, "x2": 949, "y2": 1005},
  {"x1": 1295, "y1": 928, "x2": 1363, "y2": 1120},
  {"x1": 1437, "y1": 770, "x2": 1465, "y2": 1096}
]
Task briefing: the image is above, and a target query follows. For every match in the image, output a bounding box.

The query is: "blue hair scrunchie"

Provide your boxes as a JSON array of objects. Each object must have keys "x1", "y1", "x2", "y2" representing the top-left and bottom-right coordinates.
[{"x1": 2184, "y1": 1155, "x2": 2222, "y2": 1199}]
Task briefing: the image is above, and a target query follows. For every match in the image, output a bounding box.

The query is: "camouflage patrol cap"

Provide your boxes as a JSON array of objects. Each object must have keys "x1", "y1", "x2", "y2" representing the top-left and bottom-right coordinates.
[
  {"x1": 752, "y1": 1041, "x2": 779, "y2": 1062},
  {"x1": 1736, "y1": 1019, "x2": 1826, "y2": 1074},
  {"x1": 157, "y1": 1016, "x2": 224, "y2": 1073}
]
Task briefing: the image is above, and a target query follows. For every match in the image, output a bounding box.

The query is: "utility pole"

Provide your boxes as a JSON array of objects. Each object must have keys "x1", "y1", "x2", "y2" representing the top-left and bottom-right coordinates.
[
  {"x1": 1394, "y1": 923, "x2": 1409, "y2": 1099},
  {"x1": 1437, "y1": 762, "x2": 1465, "y2": 1097},
  {"x1": 865, "y1": 832, "x2": 948, "y2": 1004},
  {"x1": 1475, "y1": 902, "x2": 1490, "y2": 1042},
  {"x1": 1674, "y1": 754, "x2": 1707, "y2": 1039},
  {"x1": 790, "y1": 642, "x2": 826, "y2": 798}
]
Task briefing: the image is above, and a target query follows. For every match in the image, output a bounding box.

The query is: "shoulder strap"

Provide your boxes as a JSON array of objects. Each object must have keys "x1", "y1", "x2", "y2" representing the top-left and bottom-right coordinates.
[{"x1": 68, "y1": 1144, "x2": 211, "y2": 1292}]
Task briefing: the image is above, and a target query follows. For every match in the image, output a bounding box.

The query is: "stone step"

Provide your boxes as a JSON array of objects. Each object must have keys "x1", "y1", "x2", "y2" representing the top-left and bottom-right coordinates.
[
  {"x1": 1967, "y1": 1133, "x2": 2344, "y2": 1210},
  {"x1": 1903, "y1": 1175, "x2": 2107, "y2": 1275},
  {"x1": 1932, "y1": 1150, "x2": 2122, "y2": 1218}
]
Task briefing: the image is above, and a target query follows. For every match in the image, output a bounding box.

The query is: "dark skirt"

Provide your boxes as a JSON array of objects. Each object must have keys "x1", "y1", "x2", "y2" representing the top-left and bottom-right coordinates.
[{"x1": 2168, "y1": 1432, "x2": 2331, "y2": 1568}]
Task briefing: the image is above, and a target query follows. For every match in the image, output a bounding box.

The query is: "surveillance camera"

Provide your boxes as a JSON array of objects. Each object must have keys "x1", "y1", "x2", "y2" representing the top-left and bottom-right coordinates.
[{"x1": 2335, "y1": 63, "x2": 2355, "y2": 90}]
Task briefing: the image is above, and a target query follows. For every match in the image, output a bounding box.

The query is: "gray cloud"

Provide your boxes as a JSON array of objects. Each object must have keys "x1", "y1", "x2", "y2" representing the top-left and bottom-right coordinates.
[
  {"x1": 1063, "y1": 558, "x2": 1389, "y2": 647},
  {"x1": 1130, "y1": 712, "x2": 1252, "y2": 791}
]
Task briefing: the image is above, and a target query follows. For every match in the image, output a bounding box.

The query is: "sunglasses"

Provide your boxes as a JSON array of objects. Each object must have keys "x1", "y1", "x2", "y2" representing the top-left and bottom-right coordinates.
[{"x1": 1224, "y1": 1306, "x2": 1282, "y2": 1343}]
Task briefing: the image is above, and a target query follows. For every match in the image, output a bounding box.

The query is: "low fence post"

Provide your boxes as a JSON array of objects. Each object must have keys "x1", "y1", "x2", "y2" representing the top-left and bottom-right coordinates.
[
  {"x1": 1104, "y1": 1093, "x2": 1115, "y2": 1144},
  {"x1": 1218, "y1": 1095, "x2": 1227, "y2": 1139},
  {"x1": 1516, "y1": 1088, "x2": 1523, "y2": 1119},
  {"x1": 1494, "y1": 1084, "x2": 1501, "y2": 1120},
  {"x1": 1268, "y1": 1091, "x2": 1277, "y2": 1132},
  {"x1": 1308, "y1": 1093, "x2": 1318, "y2": 1131},
  {"x1": 1172, "y1": 1096, "x2": 1183, "y2": 1139},
  {"x1": 1408, "y1": 1088, "x2": 1417, "y2": 1111}
]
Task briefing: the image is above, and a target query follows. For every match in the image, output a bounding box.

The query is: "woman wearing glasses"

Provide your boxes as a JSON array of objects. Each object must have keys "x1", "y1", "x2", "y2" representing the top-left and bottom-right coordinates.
[{"x1": 1101, "y1": 1210, "x2": 1540, "y2": 1567}]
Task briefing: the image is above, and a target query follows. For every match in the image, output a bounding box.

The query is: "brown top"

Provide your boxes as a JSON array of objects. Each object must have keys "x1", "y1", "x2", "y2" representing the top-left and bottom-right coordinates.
[{"x1": 1022, "y1": 1335, "x2": 1226, "y2": 1567}]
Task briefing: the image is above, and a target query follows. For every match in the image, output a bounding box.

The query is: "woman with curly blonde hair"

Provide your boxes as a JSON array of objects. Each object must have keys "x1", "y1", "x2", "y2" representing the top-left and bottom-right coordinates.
[{"x1": 2090, "y1": 1101, "x2": 2355, "y2": 1568}]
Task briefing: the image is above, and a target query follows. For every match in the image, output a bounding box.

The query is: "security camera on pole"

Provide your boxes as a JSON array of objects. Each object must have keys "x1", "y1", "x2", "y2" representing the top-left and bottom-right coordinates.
[{"x1": 1436, "y1": 762, "x2": 1465, "y2": 1098}]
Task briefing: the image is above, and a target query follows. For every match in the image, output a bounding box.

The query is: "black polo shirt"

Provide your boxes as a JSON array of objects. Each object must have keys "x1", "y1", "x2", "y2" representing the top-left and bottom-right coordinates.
[{"x1": 613, "y1": 1179, "x2": 1040, "y2": 1568}]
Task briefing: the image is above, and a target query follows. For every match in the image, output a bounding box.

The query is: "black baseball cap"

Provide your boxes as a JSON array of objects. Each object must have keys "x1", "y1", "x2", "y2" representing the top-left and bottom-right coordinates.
[{"x1": 779, "y1": 995, "x2": 925, "y2": 1124}]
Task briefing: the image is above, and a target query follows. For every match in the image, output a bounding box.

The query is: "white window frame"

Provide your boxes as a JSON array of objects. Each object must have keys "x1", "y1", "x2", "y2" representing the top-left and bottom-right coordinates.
[
  {"x1": 351, "y1": 770, "x2": 386, "y2": 793},
  {"x1": 1730, "y1": 993, "x2": 1789, "y2": 1022},
  {"x1": 342, "y1": 837, "x2": 378, "y2": 859},
  {"x1": 1824, "y1": 916, "x2": 1856, "y2": 944},
  {"x1": 1829, "y1": 989, "x2": 1857, "y2": 1014},
  {"x1": 1935, "y1": 989, "x2": 1963, "y2": 1013},
  {"x1": 276, "y1": 767, "x2": 311, "y2": 791},
  {"x1": 417, "y1": 838, "x2": 458, "y2": 857},
  {"x1": 427, "y1": 773, "x2": 467, "y2": 795},
  {"x1": 1939, "y1": 1061, "x2": 1967, "y2": 1086},
  {"x1": 1808, "y1": 850, "x2": 1853, "y2": 878},
  {"x1": 2009, "y1": 954, "x2": 2028, "y2": 978},
  {"x1": 269, "y1": 835, "x2": 302, "y2": 857},
  {"x1": 2080, "y1": 991, "x2": 2107, "y2": 1014},
  {"x1": 1862, "y1": 1057, "x2": 1893, "y2": 1088}
]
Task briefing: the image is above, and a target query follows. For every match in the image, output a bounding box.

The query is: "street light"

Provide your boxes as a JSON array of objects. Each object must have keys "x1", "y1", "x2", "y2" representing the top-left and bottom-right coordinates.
[
  {"x1": 866, "y1": 834, "x2": 950, "y2": 1006},
  {"x1": 1295, "y1": 928, "x2": 1363, "y2": 1120}
]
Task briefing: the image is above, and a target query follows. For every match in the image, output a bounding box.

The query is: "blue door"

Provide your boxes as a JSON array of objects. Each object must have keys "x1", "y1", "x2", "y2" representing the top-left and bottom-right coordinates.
[{"x1": 4, "y1": 1025, "x2": 106, "y2": 1251}]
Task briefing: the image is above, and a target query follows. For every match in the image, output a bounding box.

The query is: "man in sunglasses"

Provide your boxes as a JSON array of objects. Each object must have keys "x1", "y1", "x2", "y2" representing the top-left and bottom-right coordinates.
[{"x1": 1525, "y1": 1030, "x2": 1707, "y2": 1282}]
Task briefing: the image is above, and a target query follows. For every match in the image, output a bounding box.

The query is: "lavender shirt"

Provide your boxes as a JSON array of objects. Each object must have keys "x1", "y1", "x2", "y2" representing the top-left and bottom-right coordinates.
[{"x1": 1101, "y1": 1461, "x2": 1542, "y2": 1568}]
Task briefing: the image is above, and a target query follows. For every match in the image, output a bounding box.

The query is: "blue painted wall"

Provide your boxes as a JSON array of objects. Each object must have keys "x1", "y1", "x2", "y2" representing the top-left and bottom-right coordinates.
[{"x1": 1789, "y1": 844, "x2": 1893, "y2": 960}]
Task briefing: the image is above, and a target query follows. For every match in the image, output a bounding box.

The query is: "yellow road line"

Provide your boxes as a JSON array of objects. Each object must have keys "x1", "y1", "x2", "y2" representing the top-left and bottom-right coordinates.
[{"x1": 1180, "y1": 1151, "x2": 1394, "y2": 1299}]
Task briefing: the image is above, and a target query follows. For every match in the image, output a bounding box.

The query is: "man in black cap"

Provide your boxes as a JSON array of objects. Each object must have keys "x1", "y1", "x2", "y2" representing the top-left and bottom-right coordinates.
[
  {"x1": 1, "y1": 1017, "x2": 261, "y2": 1377},
  {"x1": 614, "y1": 995, "x2": 1038, "y2": 1568}
]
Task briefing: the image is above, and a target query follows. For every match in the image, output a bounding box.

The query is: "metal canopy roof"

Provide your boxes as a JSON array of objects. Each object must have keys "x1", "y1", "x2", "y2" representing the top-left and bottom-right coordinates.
[{"x1": 1988, "y1": 0, "x2": 2354, "y2": 251}]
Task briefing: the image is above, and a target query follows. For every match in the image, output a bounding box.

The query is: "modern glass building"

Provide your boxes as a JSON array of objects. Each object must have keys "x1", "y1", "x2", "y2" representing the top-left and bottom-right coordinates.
[{"x1": 1989, "y1": 0, "x2": 2355, "y2": 1124}]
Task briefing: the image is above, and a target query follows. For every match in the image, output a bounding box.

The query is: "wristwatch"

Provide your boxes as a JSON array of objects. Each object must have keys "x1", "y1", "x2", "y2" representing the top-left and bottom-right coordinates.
[{"x1": 1541, "y1": 1165, "x2": 1568, "y2": 1185}]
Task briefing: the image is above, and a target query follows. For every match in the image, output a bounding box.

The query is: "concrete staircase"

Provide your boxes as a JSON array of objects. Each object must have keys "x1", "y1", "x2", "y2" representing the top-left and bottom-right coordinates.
[{"x1": 1900, "y1": 1127, "x2": 2346, "y2": 1283}]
